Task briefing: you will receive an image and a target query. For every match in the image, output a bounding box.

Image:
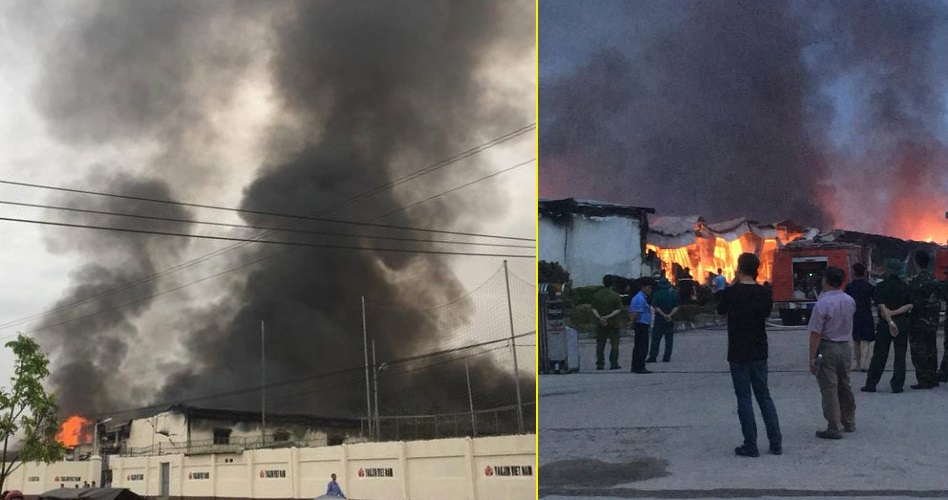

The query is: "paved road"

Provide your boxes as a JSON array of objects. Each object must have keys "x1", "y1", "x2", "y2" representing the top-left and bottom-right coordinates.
[{"x1": 539, "y1": 325, "x2": 948, "y2": 498}]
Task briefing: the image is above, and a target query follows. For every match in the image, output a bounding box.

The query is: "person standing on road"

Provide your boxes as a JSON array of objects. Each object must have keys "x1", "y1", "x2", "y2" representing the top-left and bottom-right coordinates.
[
  {"x1": 907, "y1": 250, "x2": 946, "y2": 389},
  {"x1": 647, "y1": 278, "x2": 679, "y2": 363},
  {"x1": 592, "y1": 275, "x2": 626, "y2": 370},
  {"x1": 713, "y1": 268, "x2": 727, "y2": 300},
  {"x1": 716, "y1": 253, "x2": 781, "y2": 457},
  {"x1": 808, "y1": 266, "x2": 856, "y2": 440},
  {"x1": 629, "y1": 278, "x2": 654, "y2": 374},
  {"x1": 862, "y1": 259, "x2": 913, "y2": 394},
  {"x1": 325, "y1": 473, "x2": 346, "y2": 498},
  {"x1": 845, "y1": 263, "x2": 875, "y2": 371}
]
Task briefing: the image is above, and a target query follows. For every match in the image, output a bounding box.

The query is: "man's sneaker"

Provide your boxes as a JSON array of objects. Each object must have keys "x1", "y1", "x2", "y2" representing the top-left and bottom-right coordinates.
[
  {"x1": 844, "y1": 425, "x2": 855, "y2": 433},
  {"x1": 734, "y1": 445, "x2": 759, "y2": 457},
  {"x1": 769, "y1": 443, "x2": 782, "y2": 455},
  {"x1": 892, "y1": 387, "x2": 904, "y2": 393},
  {"x1": 632, "y1": 369, "x2": 653, "y2": 374},
  {"x1": 662, "y1": 359, "x2": 671, "y2": 362},
  {"x1": 596, "y1": 366, "x2": 604, "y2": 371},
  {"x1": 609, "y1": 365, "x2": 622, "y2": 370},
  {"x1": 860, "y1": 386, "x2": 876, "y2": 392},
  {"x1": 816, "y1": 430, "x2": 843, "y2": 440}
]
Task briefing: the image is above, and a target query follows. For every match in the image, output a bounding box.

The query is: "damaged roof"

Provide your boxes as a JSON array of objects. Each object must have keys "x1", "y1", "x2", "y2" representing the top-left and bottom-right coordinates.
[
  {"x1": 538, "y1": 198, "x2": 655, "y2": 219},
  {"x1": 647, "y1": 215, "x2": 815, "y2": 248}
]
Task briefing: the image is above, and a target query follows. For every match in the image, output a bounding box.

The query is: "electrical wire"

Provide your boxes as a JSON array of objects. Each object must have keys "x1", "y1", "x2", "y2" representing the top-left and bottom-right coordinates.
[{"x1": 0, "y1": 199, "x2": 534, "y2": 249}]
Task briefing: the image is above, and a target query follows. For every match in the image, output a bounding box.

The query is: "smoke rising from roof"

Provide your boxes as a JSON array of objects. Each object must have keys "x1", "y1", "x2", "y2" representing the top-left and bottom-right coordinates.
[
  {"x1": 31, "y1": 0, "x2": 535, "y2": 420},
  {"x1": 540, "y1": 0, "x2": 948, "y2": 238}
]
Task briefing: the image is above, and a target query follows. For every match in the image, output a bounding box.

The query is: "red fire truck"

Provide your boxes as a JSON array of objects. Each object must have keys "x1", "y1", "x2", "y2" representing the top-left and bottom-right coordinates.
[
  {"x1": 772, "y1": 240, "x2": 948, "y2": 326},
  {"x1": 771, "y1": 242, "x2": 867, "y2": 326}
]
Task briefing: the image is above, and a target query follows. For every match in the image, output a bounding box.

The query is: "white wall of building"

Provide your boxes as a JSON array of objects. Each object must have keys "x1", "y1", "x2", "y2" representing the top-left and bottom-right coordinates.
[
  {"x1": 539, "y1": 215, "x2": 644, "y2": 286},
  {"x1": 125, "y1": 411, "x2": 345, "y2": 453}
]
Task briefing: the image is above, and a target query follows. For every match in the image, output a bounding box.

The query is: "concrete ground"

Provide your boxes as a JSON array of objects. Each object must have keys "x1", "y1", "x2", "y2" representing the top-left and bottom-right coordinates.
[{"x1": 538, "y1": 324, "x2": 948, "y2": 499}]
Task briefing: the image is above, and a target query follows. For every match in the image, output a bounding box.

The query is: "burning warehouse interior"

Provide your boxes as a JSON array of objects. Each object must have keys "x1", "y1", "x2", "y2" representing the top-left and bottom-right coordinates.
[
  {"x1": 647, "y1": 215, "x2": 947, "y2": 291},
  {"x1": 646, "y1": 215, "x2": 819, "y2": 287}
]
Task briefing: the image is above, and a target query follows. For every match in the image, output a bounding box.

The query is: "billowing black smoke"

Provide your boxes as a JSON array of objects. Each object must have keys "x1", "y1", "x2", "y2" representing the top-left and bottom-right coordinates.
[
  {"x1": 32, "y1": 0, "x2": 534, "y2": 422},
  {"x1": 539, "y1": 0, "x2": 948, "y2": 234}
]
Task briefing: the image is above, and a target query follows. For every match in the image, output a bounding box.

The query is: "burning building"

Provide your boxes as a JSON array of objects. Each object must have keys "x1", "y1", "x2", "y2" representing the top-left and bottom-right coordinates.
[{"x1": 646, "y1": 216, "x2": 818, "y2": 285}]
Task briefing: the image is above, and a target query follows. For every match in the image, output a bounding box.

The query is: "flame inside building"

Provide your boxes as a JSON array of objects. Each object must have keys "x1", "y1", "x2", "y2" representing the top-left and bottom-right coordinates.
[
  {"x1": 646, "y1": 216, "x2": 811, "y2": 285},
  {"x1": 56, "y1": 415, "x2": 91, "y2": 448}
]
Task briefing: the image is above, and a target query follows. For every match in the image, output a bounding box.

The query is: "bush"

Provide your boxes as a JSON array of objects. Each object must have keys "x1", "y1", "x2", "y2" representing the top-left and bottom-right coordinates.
[
  {"x1": 695, "y1": 286, "x2": 714, "y2": 306},
  {"x1": 571, "y1": 286, "x2": 604, "y2": 305},
  {"x1": 675, "y1": 304, "x2": 718, "y2": 323},
  {"x1": 566, "y1": 304, "x2": 598, "y2": 331},
  {"x1": 539, "y1": 261, "x2": 570, "y2": 284}
]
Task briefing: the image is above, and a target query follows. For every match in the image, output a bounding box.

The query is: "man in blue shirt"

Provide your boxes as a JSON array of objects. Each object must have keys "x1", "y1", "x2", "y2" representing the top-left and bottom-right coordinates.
[
  {"x1": 714, "y1": 268, "x2": 727, "y2": 299},
  {"x1": 629, "y1": 278, "x2": 655, "y2": 373},
  {"x1": 325, "y1": 473, "x2": 345, "y2": 498}
]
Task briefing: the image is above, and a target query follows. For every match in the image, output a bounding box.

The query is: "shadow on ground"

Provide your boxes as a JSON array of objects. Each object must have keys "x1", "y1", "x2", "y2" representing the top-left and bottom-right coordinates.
[{"x1": 539, "y1": 457, "x2": 671, "y2": 487}]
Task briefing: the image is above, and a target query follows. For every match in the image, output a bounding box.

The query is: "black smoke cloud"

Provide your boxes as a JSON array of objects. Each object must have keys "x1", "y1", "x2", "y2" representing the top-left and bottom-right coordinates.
[
  {"x1": 33, "y1": 0, "x2": 534, "y2": 422},
  {"x1": 539, "y1": 0, "x2": 948, "y2": 233}
]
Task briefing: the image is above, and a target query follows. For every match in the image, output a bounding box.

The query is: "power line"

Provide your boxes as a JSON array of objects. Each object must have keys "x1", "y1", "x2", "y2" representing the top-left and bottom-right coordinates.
[
  {"x1": 84, "y1": 331, "x2": 535, "y2": 420},
  {"x1": 0, "y1": 127, "x2": 535, "y2": 243},
  {"x1": 373, "y1": 159, "x2": 534, "y2": 220},
  {"x1": 0, "y1": 159, "x2": 536, "y2": 332},
  {"x1": 0, "y1": 217, "x2": 536, "y2": 258},
  {"x1": 0, "y1": 199, "x2": 535, "y2": 249},
  {"x1": 0, "y1": 127, "x2": 534, "y2": 329}
]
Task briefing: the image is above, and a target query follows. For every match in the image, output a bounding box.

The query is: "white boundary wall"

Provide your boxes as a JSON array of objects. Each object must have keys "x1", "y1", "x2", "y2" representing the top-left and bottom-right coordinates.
[
  {"x1": 3, "y1": 457, "x2": 101, "y2": 492},
  {"x1": 7, "y1": 435, "x2": 534, "y2": 500}
]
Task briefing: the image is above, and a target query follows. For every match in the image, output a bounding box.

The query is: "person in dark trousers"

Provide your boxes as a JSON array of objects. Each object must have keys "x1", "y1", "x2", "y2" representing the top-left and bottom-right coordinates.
[
  {"x1": 591, "y1": 275, "x2": 625, "y2": 370},
  {"x1": 862, "y1": 259, "x2": 913, "y2": 393},
  {"x1": 808, "y1": 266, "x2": 856, "y2": 440},
  {"x1": 908, "y1": 250, "x2": 946, "y2": 389},
  {"x1": 629, "y1": 278, "x2": 654, "y2": 373},
  {"x1": 717, "y1": 253, "x2": 781, "y2": 457},
  {"x1": 845, "y1": 263, "x2": 875, "y2": 371},
  {"x1": 647, "y1": 278, "x2": 679, "y2": 363}
]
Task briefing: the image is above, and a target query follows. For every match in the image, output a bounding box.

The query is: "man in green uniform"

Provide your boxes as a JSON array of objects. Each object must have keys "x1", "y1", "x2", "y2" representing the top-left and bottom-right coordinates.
[
  {"x1": 647, "y1": 277, "x2": 679, "y2": 363},
  {"x1": 862, "y1": 259, "x2": 913, "y2": 393},
  {"x1": 908, "y1": 251, "x2": 946, "y2": 389},
  {"x1": 592, "y1": 275, "x2": 625, "y2": 370}
]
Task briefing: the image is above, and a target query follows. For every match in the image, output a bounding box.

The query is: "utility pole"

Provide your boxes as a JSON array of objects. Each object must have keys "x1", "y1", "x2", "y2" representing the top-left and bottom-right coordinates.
[
  {"x1": 261, "y1": 320, "x2": 266, "y2": 447},
  {"x1": 362, "y1": 296, "x2": 373, "y2": 439},
  {"x1": 372, "y1": 339, "x2": 380, "y2": 441},
  {"x1": 465, "y1": 359, "x2": 476, "y2": 437},
  {"x1": 503, "y1": 260, "x2": 525, "y2": 434}
]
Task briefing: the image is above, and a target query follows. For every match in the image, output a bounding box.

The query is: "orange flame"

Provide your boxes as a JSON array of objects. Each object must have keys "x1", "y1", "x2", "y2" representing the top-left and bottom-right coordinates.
[
  {"x1": 648, "y1": 237, "x2": 778, "y2": 285},
  {"x1": 56, "y1": 415, "x2": 91, "y2": 447}
]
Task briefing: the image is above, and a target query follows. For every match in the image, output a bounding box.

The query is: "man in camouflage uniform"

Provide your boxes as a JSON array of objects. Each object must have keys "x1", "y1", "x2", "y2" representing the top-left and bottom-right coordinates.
[{"x1": 908, "y1": 250, "x2": 946, "y2": 390}]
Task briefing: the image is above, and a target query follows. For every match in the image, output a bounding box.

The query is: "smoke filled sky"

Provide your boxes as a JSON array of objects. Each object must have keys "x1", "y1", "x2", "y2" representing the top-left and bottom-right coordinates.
[
  {"x1": 540, "y1": 0, "x2": 948, "y2": 242},
  {"x1": 0, "y1": 1, "x2": 535, "y2": 418}
]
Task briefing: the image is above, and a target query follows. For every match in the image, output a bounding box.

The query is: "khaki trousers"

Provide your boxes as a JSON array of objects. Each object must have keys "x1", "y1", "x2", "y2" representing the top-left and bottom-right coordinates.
[{"x1": 816, "y1": 341, "x2": 856, "y2": 434}]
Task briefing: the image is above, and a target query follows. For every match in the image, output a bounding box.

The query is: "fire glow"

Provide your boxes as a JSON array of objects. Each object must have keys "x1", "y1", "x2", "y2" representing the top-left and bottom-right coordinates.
[
  {"x1": 56, "y1": 415, "x2": 91, "y2": 448},
  {"x1": 647, "y1": 237, "x2": 778, "y2": 285}
]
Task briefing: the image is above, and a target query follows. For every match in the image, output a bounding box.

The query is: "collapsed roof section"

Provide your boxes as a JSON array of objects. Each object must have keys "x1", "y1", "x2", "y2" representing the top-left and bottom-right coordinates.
[{"x1": 647, "y1": 215, "x2": 818, "y2": 249}]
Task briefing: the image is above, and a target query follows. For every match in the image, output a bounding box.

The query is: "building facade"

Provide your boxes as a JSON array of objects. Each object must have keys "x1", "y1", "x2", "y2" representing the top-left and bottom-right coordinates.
[{"x1": 538, "y1": 198, "x2": 655, "y2": 286}]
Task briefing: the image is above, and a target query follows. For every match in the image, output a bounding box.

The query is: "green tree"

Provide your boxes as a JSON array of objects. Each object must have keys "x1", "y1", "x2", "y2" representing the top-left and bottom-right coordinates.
[{"x1": 0, "y1": 335, "x2": 66, "y2": 491}]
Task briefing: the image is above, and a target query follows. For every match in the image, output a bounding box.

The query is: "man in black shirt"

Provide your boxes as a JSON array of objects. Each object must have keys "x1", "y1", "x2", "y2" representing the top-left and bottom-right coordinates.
[{"x1": 716, "y1": 253, "x2": 782, "y2": 457}]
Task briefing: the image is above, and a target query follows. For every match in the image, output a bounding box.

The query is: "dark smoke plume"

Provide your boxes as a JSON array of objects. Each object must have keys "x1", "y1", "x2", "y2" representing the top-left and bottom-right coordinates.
[
  {"x1": 540, "y1": 0, "x2": 948, "y2": 237},
  {"x1": 32, "y1": 0, "x2": 535, "y2": 422}
]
